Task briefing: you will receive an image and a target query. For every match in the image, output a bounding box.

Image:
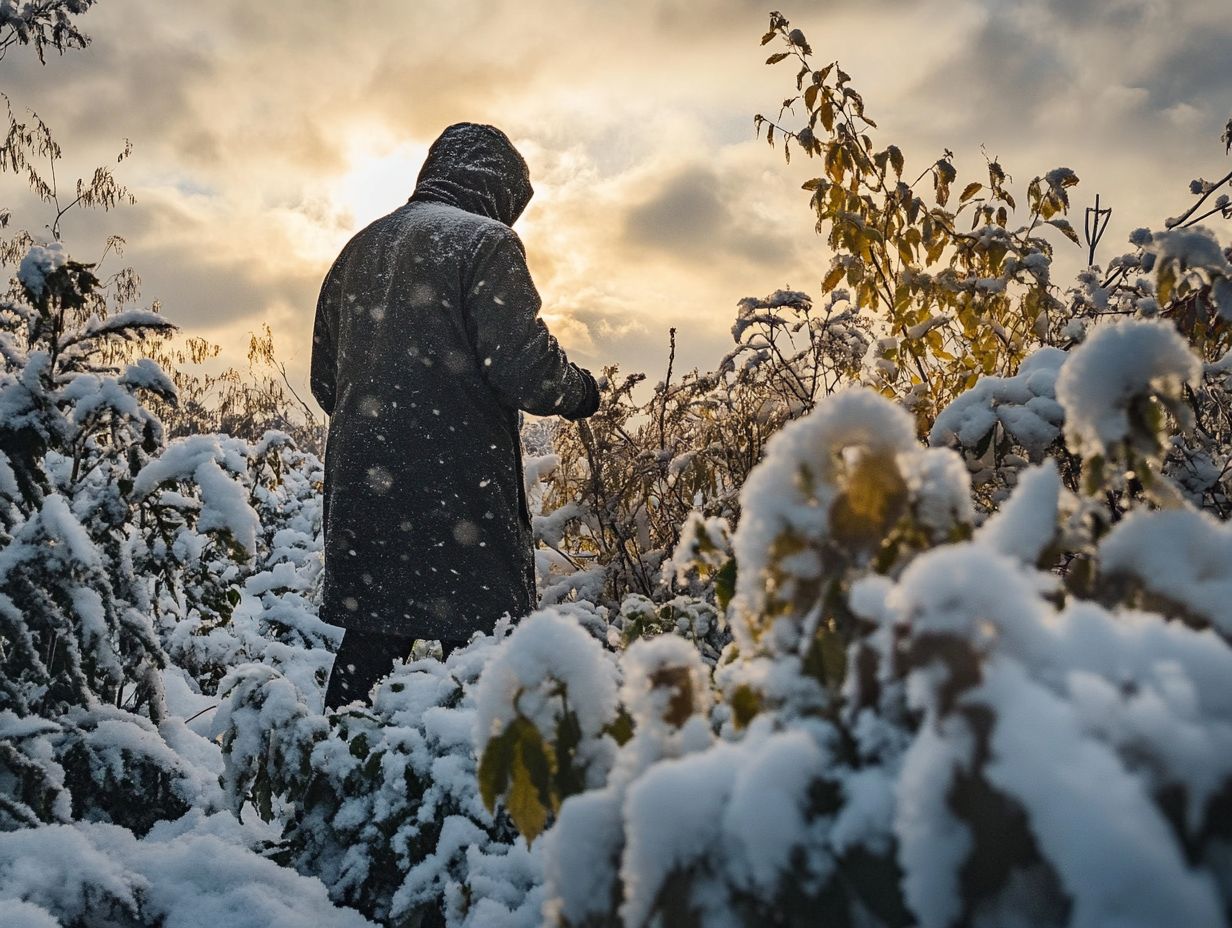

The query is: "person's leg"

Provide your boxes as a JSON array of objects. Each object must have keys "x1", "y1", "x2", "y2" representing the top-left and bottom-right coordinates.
[
  {"x1": 438, "y1": 638, "x2": 469, "y2": 662},
  {"x1": 324, "y1": 629, "x2": 415, "y2": 710}
]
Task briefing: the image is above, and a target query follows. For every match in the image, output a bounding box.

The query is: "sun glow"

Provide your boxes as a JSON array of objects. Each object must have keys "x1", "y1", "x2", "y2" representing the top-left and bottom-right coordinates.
[
  {"x1": 284, "y1": 133, "x2": 432, "y2": 266},
  {"x1": 329, "y1": 136, "x2": 431, "y2": 232}
]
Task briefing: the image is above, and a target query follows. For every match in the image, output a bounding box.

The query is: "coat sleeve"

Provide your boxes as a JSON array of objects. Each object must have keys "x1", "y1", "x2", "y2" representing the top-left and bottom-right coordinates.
[
  {"x1": 310, "y1": 262, "x2": 341, "y2": 416},
  {"x1": 464, "y1": 226, "x2": 600, "y2": 420}
]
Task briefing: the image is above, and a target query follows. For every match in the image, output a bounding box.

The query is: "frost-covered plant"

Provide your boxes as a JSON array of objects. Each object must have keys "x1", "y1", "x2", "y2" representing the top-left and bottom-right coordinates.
[
  {"x1": 490, "y1": 359, "x2": 1232, "y2": 926},
  {"x1": 538, "y1": 289, "x2": 870, "y2": 607},
  {"x1": 142, "y1": 430, "x2": 336, "y2": 699},
  {"x1": 0, "y1": 810, "x2": 381, "y2": 928},
  {"x1": 0, "y1": 0, "x2": 94, "y2": 65},
  {"x1": 216, "y1": 621, "x2": 565, "y2": 928},
  {"x1": 0, "y1": 32, "x2": 297, "y2": 840},
  {"x1": 0, "y1": 235, "x2": 214, "y2": 831},
  {"x1": 474, "y1": 610, "x2": 621, "y2": 843}
]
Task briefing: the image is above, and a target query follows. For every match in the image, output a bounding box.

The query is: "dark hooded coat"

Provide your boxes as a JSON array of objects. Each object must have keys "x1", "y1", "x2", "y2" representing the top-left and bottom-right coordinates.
[{"x1": 310, "y1": 123, "x2": 599, "y2": 640}]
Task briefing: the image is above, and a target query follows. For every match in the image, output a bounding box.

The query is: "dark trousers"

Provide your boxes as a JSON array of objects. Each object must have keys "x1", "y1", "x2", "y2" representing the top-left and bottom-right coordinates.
[{"x1": 324, "y1": 630, "x2": 466, "y2": 710}]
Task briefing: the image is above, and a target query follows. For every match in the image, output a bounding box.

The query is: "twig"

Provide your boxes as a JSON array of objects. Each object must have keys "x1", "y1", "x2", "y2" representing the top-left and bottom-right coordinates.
[
  {"x1": 183, "y1": 704, "x2": 218, "y2": 725},
  {"x1": 658, "y1": 327, "x2": 676, "y2": 451}
]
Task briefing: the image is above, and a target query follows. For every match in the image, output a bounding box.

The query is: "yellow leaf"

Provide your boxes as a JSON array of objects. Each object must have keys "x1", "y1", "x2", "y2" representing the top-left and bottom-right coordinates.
[
  {"x1": 960, "y1": 182, "x2": 982, "y2": 203},
  {"x1": 507, "y1": 746, "x2": 549, "y2": 843},
  {"x1": 830, "y1": 451, "x2": 908, "y2": 554},
  {"x1": 822, "y1": 264, "x2": 845, "y2": 293},
  {"x1": 506, "y1": 721, "x2": 554, "y2": 844},
  {"x1": 1157, "y1": 266, "x2": 1176, "y2": 307},
  {"x1": 728, "y1": 684, "x2": 761, "y2": 729},
  {"x1": 648, "y1": 665, "x2": 696, "y2": 727},
  {"x1": 888, "y1": 145, "x2": 904, "y2": 178},
  {"x1": 819, "y1": 101, "x2": 835, "y2": 132}
]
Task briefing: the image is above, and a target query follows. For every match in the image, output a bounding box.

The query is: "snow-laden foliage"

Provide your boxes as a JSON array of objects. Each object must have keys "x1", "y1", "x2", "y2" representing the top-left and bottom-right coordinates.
[
  {"x1": 215, "y1": 621, "x2": 547, "y2": 927},
  {"x1": 0, "y1": 811, "x2": 375, "y2": 928},
  {"x1": 7, "y1": 8, "x2": 1232, "y2": 927},
  {"x1": 0, "y1": 236, "x2": 378, "y2": 925},
  {"x1": 483, "y1": 368, "x2": 1232, "y2": 927}
]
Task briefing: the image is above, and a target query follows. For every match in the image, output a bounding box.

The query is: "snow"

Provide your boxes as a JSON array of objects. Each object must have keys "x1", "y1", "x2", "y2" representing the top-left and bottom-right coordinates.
[
  {"x1": 473, "y1": 609, "x2": 619, "y2": 747},
  {"x1": 1099, "y1": 508, "x2": 1232, "y2": 635},
  {"x1": 974, "y1": 462, "x2": 1062, "y2": 565},
  {"x1": 930, "y1": 347, "x2": 1066, "y2": 460},
  {"x1": 895, "y1": 718, "x2": 974, "y2": 928},
  {"x1": 977, "y1": 659, "x2": 1224, "y2": 928},
  {"x1": 721, "y1": 730, "x2": 827, "y2": 896},
  {"x1": 541, "y1": 790, "x2": 622, "y2": 925},
  {"x1": 120, "y1": 357, "x2": 178, "y2": 398},
  {"x1": 1055, "y1": 319, "x2": 1200, "y2": 457},
  {"x1": 0, "y1": 816, "x2": 377, "y2": 927},
  {"x1": 619, "y1": 743, "x2": 738, "y2": 927},
  {"x1": 1148, "y1": 226, "x2": 1232, "y2": 278},
  {"x1": 900, "y1": 447, "x2": 974, "y2": 539},
  {"x1": 16, "y1": 243, "x2": 67, "y2": 299},
  {"x1": 732, "y1": 388, "x2": 916, "y2": 649},
  {"x1": 7, "y1": 199, "x2": 1232, "y2": 928},
  {"x1": 74, "y1": 308, "x2": 176, "y2": 342},
  {"x1": 620, "y1": 634, "x2": 712, "y2": 733},
  {"x1": 134, "y1": 435, "x2": 261, "y2": 557}
]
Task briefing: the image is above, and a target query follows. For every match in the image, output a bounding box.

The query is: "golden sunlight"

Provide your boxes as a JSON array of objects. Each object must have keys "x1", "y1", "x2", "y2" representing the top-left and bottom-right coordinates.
[{"x1": 328, "y1": 136, "x2": 431, "y2": 234}]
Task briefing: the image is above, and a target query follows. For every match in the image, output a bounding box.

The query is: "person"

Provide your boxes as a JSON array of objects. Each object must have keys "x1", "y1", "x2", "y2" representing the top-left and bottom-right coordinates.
[{"x1": 310, "y1": 122, "x2": 600, "y2": 710}]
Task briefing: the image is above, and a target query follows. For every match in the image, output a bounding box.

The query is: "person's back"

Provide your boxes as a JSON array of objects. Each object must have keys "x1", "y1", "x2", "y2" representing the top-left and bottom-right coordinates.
[{"x1": 311, "y1": 123, "x2": 599, "y2": 708}]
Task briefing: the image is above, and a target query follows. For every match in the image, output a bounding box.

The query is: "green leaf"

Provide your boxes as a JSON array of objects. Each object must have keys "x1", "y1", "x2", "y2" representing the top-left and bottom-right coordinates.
[
  {"x1": 604, "y1": 709, "x2": 635, "y2": 746},
  {"x1": 553, "y1": 710, "x2": 585, "y2": 801},
  {"x1": 714, "y1": 557, "x2": 737, "y2": 612},
  {"x1": 477, "y1": 724, "x2": 515, "y2": 812}
]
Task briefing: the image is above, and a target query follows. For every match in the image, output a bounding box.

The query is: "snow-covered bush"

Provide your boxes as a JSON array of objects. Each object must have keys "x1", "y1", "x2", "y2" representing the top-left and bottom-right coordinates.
[
  {"x1": 0, "y1": 811, "x2": 380, "y2": 927},
  {"x1": 537, "y1": 288, "x2": 870, "y2": 606},
  {"x1": 480, "y1": 341, "x2": 1232, "y2": 925},
  {"x1": 145, "y1": 430, "x2": 336, "y2": 701},
  {"x1": 215, "y1": 620, "x2": 557, "y2": 927},
  {"x1": 0, "y1": 235, "x2": 219, "y2": 831}
]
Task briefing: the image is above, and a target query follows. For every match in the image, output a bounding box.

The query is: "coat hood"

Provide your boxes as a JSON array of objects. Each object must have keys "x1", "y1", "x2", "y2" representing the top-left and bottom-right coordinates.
[{"x1": 408, "y1": 123, "x2": 533, "y2": 226}]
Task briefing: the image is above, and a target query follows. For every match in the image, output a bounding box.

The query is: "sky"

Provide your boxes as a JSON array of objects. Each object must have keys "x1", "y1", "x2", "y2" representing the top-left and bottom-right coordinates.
[{"x1": 3, "y1": 0, "x2": 1231, "y2": 414}]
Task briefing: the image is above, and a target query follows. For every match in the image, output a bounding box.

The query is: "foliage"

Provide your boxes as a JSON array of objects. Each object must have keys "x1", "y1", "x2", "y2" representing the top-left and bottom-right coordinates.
[
  {"x1": 215, "y1": 625, "x2": 543, "y2": 928},
  {"x1": 0, "y1": 0, "x2": 94, "y2": 65},
  {"x1": 6, "y1": 6, "x2": 1232, "y2": 928},
  {"x1": 538, "y1": 288, "x2": 867, "y2": 606},
  {"x1": 756, "y1": 13, "x2": 1089, "y2": 428}
]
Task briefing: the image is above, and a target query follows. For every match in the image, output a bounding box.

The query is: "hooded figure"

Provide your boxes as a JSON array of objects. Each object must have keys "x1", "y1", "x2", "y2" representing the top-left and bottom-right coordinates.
[{"x1": 311, "y1": 123, "x2": 599, "y2": 708}]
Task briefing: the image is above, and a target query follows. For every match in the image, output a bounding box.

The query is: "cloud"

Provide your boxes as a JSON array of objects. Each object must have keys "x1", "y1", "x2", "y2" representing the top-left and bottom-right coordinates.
[
  {"x1": 625, "y1": 167, "x2": 726, "y2": 257},
  {"x1": 1, "y1": 0, "x2": 1229, "y2": 410}
]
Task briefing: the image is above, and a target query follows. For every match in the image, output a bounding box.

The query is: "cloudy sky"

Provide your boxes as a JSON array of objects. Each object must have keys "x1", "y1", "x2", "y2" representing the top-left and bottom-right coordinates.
[{"x1": 4, "y1": 0, "x2": 1231, "y2": 412}]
